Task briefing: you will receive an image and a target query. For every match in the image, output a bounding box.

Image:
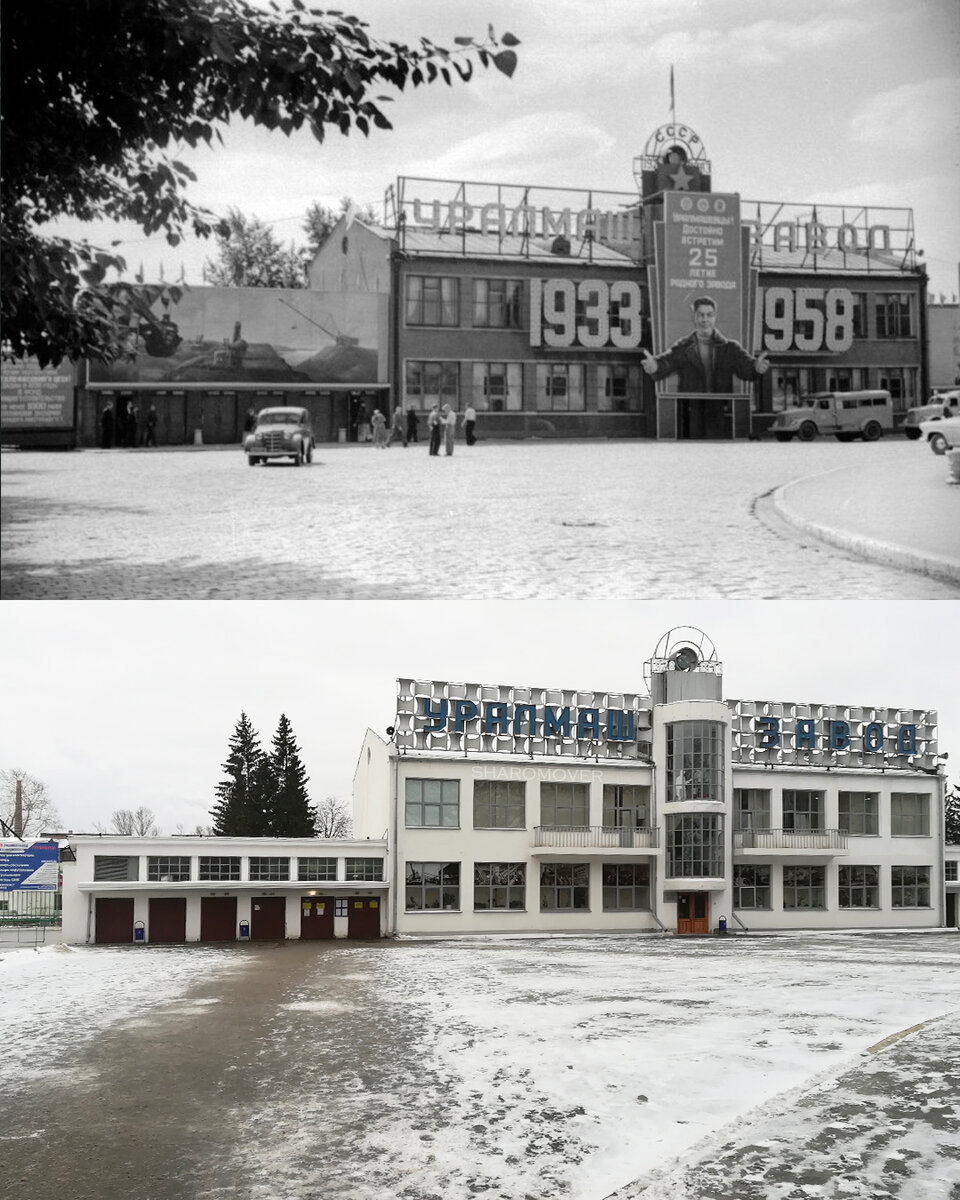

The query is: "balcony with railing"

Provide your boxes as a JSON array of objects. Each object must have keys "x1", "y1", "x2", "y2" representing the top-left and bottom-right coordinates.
[
  {"x1": 734, "y1": 828, "x2": 848, "y2": 856},
  {"x1": 532, "y1": 826, "x2": 660, "y2": 855}
]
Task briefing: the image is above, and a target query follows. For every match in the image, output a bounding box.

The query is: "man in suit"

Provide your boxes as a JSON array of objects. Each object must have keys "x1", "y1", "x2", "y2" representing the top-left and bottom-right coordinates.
[{"x1": 641, "y1": 295, "x2": 770, "y2": 393}]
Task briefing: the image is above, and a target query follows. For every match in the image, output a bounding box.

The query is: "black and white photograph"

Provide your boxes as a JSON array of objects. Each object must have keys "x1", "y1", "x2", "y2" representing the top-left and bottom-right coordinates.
[{"x1": 1, "y1": 1, "x2": 959, "y2": 1198}]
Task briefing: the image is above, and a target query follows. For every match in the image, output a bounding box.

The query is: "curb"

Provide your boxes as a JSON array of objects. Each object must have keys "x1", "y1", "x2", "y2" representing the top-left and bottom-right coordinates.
[{"x1": 771, "y1": 472, "x2": 960, "y2": 586}]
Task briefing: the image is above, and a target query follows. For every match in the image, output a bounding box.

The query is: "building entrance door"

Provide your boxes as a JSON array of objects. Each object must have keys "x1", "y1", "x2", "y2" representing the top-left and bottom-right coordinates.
[
  {"x1": 676, "y1": 892, "x2": 709, "y2": 934},
  {"x1": 347, "y1": 897, "x2": 381, "y2": 939},
  {"x1": 251, "y1": 896, "x2": 286, "y2": 941},
  {"x1": 300, "y1": 896, "x2": 335, "y2": 940}
]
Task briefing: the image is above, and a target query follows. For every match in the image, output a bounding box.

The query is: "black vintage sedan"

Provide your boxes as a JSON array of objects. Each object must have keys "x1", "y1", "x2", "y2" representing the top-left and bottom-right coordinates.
[{"x1": 243, "y1": 407, "x2": 315, "y2": 466}]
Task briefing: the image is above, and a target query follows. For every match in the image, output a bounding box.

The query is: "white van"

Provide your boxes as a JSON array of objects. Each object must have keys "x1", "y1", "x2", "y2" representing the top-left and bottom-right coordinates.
[{"x1": 770, "y1": 390, "x2": 894, "y2": 442}]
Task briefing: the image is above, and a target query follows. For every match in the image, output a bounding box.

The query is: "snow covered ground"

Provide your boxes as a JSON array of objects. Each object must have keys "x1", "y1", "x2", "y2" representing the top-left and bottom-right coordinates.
[{"x1": 1, "y1": 932, "x2": 958, "y2": 1199}]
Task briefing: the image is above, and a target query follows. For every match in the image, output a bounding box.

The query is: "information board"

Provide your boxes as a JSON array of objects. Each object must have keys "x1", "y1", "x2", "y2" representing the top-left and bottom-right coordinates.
[
  {"x1": 0, "y1": 841, "x2": 60, "y2": 891},
  {"x1": 1, "y1": 359, "x2": 76, "y2": 430}
]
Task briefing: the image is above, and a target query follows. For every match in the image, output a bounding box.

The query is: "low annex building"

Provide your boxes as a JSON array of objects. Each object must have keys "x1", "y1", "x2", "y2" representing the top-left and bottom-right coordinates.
[
  {"x1": 59, "y1": 836, "x2": 388, "y2": 945},
  {"x1": 352, "y1": 628, "x2": 949, "y2": 936}
]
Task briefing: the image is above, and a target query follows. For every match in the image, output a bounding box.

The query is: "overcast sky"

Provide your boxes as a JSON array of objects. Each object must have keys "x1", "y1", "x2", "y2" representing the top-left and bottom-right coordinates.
[
  {"x1": 51, "y1": 0, "x2": 960, "y2": 297},
  {"x1": 1, "y1": 600, "x2": 956, "y2": 834}
]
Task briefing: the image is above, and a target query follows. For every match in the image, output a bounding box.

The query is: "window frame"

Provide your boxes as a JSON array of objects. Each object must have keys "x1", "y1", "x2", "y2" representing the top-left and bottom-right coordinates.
[
  {"x1": 297, "y1": 857, "x2": 338, "y2": 882},
  {"x1": 782, "y1": 789, "x2": 825, "y2": 832},
  {"x1": 891, "y1": 792, "x2": 930, "y2": 837},
  {"x1": 891, "y1": 865, "x2": 931, "y2": 908},
  {"x1": 838, "y1": 791, "x2": 879, "y2": 836},
  {"x1": 540, "y1": 782, "x2": 589, "y2": 828},
  {"x1": 838, "y1": 864, "x2": 880, "y2": 908},
  {"x1": 198, "y1": 856, "x2": 241, "y2": 882},
  {"x1": 733, "y1": 864, "x2": 772, "y2": 909},
  {"x1": 472, "y1": 277, "x2": 523, "y2": 329},
  {"x1": 405, "y1": 275, "x2": 460, "y2": 327},
  {"x1": 782, "y1": 865, "x2": 826, "y2": 909},
  {"x1": 539, "y1": 862, "x2": 590, "y2": 910},
  {"x1": 345, "y1": 857, "x2": 384, "y2": 882},
  {"x1": 146, "y1": 856, "x2": 191, "y2": 882},
  {"x1": 248, "y1": 856, "x2": 290, "y2": 882},
  {"x1": 474, "y1": 862, "x2": 526, "y2": 910},
  {"x1": 405, "y1": 778, "x2": 461, "y2": 828},
  {"x1": 601, "y1": 862, "x2": 650, "y2": 911},
  {"x1": 405, "y1": 861, "x2": 461, "y2": 911},
  {"x1": 473, "y1": 780, "x2": 526, "y2": 829}
]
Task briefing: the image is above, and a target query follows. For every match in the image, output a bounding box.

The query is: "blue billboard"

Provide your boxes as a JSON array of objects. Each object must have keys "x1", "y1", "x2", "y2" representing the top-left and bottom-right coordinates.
[{"x1": 0, "y1": 841, "x2": 59, "y2": 891}]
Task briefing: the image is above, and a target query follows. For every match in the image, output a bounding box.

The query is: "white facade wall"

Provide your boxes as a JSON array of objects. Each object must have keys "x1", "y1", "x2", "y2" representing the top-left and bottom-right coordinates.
[{"x1": 61, "y1": 835, "x2": 389, "y2": 945}]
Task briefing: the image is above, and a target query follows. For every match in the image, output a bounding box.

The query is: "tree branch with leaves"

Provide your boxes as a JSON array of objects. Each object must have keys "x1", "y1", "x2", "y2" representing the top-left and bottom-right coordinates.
[{"x1": 2, "y1": 0, "x2": 519, "y2": 366}]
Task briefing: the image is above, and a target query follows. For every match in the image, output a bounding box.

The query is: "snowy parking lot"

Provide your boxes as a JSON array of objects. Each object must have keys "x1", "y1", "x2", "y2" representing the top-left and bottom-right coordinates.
[{"x1": 1, "y1": 932, "x2": 958, "y2": 1199}]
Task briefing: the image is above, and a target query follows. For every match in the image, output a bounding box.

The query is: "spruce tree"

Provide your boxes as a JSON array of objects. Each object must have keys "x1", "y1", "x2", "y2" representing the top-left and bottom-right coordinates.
[
  {"x1": 263, "y1": 714, "x2": 317, "y2": 837},
  {"x1": 211, "y1": 712, "x2": 268, "y2": 835}
]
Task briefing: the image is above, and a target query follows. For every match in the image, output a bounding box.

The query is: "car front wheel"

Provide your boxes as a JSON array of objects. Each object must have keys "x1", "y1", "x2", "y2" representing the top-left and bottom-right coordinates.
[
  {"x1": 305, "y1": 442, "x2": 313, "y2": 464},
  {"x1": 862, "y1": 421, "x2": 882, "y2": 442},
  {"x1": 247, "y1": 455, "x2": 260, "y2": 467},
  {"x1": 929, "y1": 432, "x2": 949, "y2": 455},
  {"x1": 797, "y1": 421, "x2": 818, "y2": 442},
  {"x1": 774, "y1": 432, "x2": 793, "y2": 442}
]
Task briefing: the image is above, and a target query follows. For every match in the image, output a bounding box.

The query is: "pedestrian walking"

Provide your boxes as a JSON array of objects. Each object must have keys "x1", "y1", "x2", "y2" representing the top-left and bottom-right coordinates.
[
  {"x1": 100, "y1": 400, "x2": 115, "y2": 449},
  {"x1": 442, "y1": 403, "x2": 457, "y2": 456},
  {"x1": 126, "y1": 401, "x2": 140, "y2": 448},
  {"x1": 357, "y1": 401, "x2": 372, "y2": 443},
  {"x1": 242, "y1": 407, "x2": 257, "y2": 441},
  {"x1": 387, "y1": 405, "x2": 407, "y2": 447},
  {"x1": 144, "y1": 404, "x2": 158, "y2": 447},
  {"x1": 371, "y1": 407, "x2": 387, "y2": 447},
  {"x1": 463, "y1": 402, "x2": 478, "y2": 446},
  {"x1": 406, "y1": 406, "x2": 419, "y2": 444},
  {"x1": 427, "y1": 404, "x2": 442, "y2": 456}
]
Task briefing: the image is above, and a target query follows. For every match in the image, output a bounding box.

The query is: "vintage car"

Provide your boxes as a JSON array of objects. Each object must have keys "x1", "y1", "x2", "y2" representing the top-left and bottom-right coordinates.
[
  {"x1": 243, "y1": 407, "x2": 315, "y2": 466},
  {"x1": 918, "y1": 410, "x2": 960, "y2": 455},
  {"x1": 902, "y1": 388, "x2": 960, "y2": 439},
  {"x1": 769, "y1": 390, "x2": 894, "y2": 442}
]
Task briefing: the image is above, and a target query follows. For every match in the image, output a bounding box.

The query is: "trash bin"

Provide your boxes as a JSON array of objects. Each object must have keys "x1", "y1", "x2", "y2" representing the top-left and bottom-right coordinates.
[
  {"x1": 238, "y1": 920, "x2": 250, "y2": 940},
  {"x1": 134, "y1": 920, "x2": 145, "y2": 943},
  {"x1": 338, "y1": 427, "x2": 347, "y2": 443},
  {"x1": 718, "y1": 915, "x2": 727, "y2": 933},
  {"x1": 193, "y1": 428, "x2": 203, "y2": 446}
]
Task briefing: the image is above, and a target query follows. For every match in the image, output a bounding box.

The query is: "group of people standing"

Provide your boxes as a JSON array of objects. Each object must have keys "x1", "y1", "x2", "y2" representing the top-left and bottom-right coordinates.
[
  {"x1": 100, "y1": 398, "x2": 158, "y2": 449},
  {"x1": 365, "y1": 402, "x2": 478, "y2": 455}
]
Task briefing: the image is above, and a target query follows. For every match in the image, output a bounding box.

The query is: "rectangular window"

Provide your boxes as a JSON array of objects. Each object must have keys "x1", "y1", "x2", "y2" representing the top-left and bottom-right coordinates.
[
  {"x1": 850, "y1": 292, "x2": 868, "y2": 338},
  {"x1": 473, "y1": 780, "x2": 526, "y2": 829},
  {"x1": 838, "y1": 792, "x2": 879, "y2": 836},
  {"x1": 891, "y1": 865, "x2": 930, "y2": 908},
  {"x1": 734, "y1": 865, "x2": 771, "y2": 909},
  {"x1": 474, "y1": 862, "x2": 526, "y2": 910},
  {"x1": 539, "y1": 862, "x2": 589, "y2": 910},
  {"x1": 198, "y1": 856, "x2": 241, "y2": 882},
  {"x1": 147, "y1": 856, "x2": 191, "y2": 882},
  {"x1": 602, "y1": 784, "x2": 649, "y2": 828},
  {"x1": 666, "y1": 813, "x2": 724, "y2": 877},
  {"x1": 472, "y1": 361, "x2": 523, "y2": 412},
  {"x1": 249, "y1": 856, "x2": 290, "y2": 882},
  {"x1": 405, "y1": 778, "x2": 460, "y2": 827},
  {"x1": 875, "y1": 292, "x2": 914, "y2": 338},
  {"x1": 597, "y1": 363, "x2": 641, "y2": 412},
  {"x1": 891, "y1": 793, "x2": 930, "y2": 837},
  {"x1": 734, "y1": 789, "x2": 771, "y2": 831},
  {"x1": 405, "y1": 861, "x2": 460, "y2": 910},
  {"x1": 93, "y1": 856, "x2": 140, "y2": 882},
  {"x1": 345, "y1": 857, "x2": 384, "y2": 882},
  {"x1": 405, "y1": 275, "x2": 459, "y2": 326},
  {"x1": 782, "y1": 790, "x2": 824, "y2": 831},
  {"x1": 782, "y1": 865, "x2": 826, "y2": 909},
  {"x1": 473, "y1": 278, "x2": 523, "y2": 328},
  {"x1": 838, "y1": 864, "x2": 879, "y2": 908},
  {"x1": 601, "y1": 863, "x2": 650, "y2": 910},
  {"x1": 298, "y1": 857, "x2": 338, "y2": 882},
  {"x1": 540, "y1": 782, "x2": 589, "y2": 828},
  {"x1": 335, "y1": 897, "x2": 349, "y2": 918},
  {"x1": 667, "y1": 721, "x2": 724, "y2": 803},
  {"x1": 535, "y1": 363, "x2": 585, "y2": 411},
  {"x1": 405, "y1": 360, "x2": 459, "y2": 407},
  {"x1": 946, "y1": 861, "x2": 958, "y2": 882}
]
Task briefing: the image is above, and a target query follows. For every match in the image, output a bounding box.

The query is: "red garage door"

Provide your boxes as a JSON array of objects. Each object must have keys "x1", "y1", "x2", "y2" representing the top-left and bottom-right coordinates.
[
  {"x1": 300, "y1": 896, "x2": 335, "y2": 940},
  {"x1": 95, "y1": 898, "x2": 134, "y2": 944},
  {"x1": 149, "y1": 897, "x2": 187, "y2": 944},
  {"x1": 251, "y1": 896, "x2": 286, "y2": 941},
  {"x1": 200, "y1": 896, "x2": 237, "y2": 942},
  {"x1": 347, "y1": 897, "x2": 381, "y2": 939}
]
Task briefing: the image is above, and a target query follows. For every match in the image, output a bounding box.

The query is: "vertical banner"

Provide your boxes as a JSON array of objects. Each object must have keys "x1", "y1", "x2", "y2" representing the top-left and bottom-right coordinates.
[{"x1": 662, "y1": 191, "x2": 743, "y2": 351}]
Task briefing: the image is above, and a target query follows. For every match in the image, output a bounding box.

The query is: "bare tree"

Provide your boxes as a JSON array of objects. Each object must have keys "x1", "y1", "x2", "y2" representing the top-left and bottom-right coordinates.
[
  {"x1": 314, "y1": 795, "x2": 352, "y2": 839},
  {"x1": 0, "y1": 769, "x2": 61, "y2": 837},
  {"x1": 95, "y1": 806, "x2": 160, "y2": 836}
]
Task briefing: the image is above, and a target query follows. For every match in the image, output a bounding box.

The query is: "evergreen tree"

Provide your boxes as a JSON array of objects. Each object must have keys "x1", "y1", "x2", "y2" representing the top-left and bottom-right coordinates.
[
  {"x1": 263, "y1": 714, "x2": 317, "y2": 837},
  {"x1": 211, "y1": 712, "x2": 268, "y2": 835},
  {"x1": 945, "y1": 784, "x2": 960, "y2": 845}
]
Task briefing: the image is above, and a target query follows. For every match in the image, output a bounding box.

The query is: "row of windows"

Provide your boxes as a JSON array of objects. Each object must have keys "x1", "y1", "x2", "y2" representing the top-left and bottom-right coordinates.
[
  {"x1": 735, "y1": 790, "x2": 931, "y2": 836},
  {"x1": 404, "y1": 861, "x2": 650, "y2": 912},
  {"x1": 93, "y1": 855, "x2": 384, "y2": 883},
  {"x1": 404, "y1": 276, "x2": 916, "y2": 340},
  {"x1": 735, "y1": 864, "x2": 932, "y2": 910},
  {"x1": 404, "y1": 360, "x2": 643, "y2": 413},
  {"x1": 404, "y1": 779, "x2": 650, "y2": 829}
]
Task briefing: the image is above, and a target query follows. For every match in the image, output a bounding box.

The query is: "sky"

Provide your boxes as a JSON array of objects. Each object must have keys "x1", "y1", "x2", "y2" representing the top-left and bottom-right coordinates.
[
  {"x1": 1, "y1": 600, "x2": 956, "y2": 834},
  {"x1": 2, "y1": 935, "x2": 959, "y2": 1198},
  {"x1": 50, "y1": 0, "x2": 960, "y2": 297}
]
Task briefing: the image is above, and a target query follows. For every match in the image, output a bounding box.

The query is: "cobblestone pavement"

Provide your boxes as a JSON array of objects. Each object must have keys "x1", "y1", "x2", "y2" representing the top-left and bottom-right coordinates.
[{"x1": 2, "y1": 440, "x2": 957, "y2": 599}]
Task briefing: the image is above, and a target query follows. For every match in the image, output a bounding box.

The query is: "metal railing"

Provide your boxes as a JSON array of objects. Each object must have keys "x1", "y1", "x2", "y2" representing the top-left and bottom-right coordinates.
[
  {"x1": 734, "y1": 828, "x2": 848, "y2": 851},
  {"x1": 533, "y1": 825, "x2": 659, "y2": 849}
]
